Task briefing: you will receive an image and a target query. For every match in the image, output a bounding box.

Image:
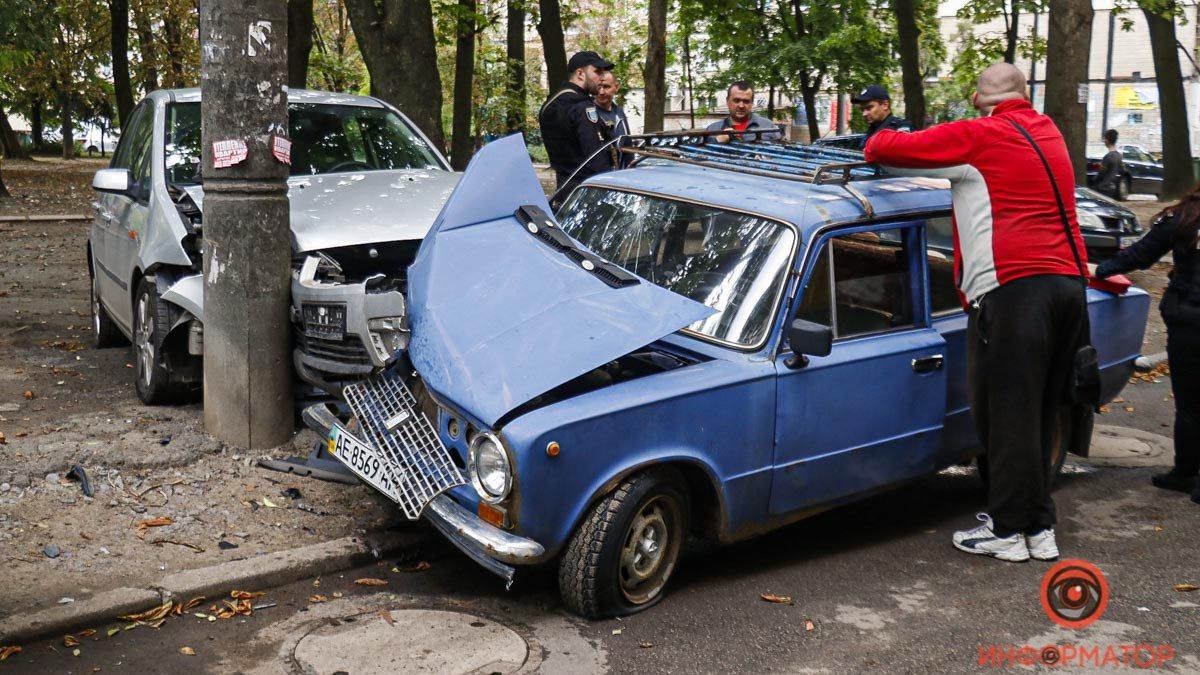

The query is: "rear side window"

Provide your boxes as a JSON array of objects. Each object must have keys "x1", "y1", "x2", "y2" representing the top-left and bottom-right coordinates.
[
  {"x1": 926, "y1": 217, "x2": 960, "y2": 315},
  {"x1": 795, "y1": 226, "x2": 920, "y2": 340}
]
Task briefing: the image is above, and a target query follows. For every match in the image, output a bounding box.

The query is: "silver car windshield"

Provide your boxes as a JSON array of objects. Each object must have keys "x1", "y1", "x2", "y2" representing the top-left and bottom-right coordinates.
[
  {"x1": 558, "y1": 187, "x2": 796, "y2": 348},
  {"x1": 164, "y1": 102, "x2": 443, "y2": 184}
]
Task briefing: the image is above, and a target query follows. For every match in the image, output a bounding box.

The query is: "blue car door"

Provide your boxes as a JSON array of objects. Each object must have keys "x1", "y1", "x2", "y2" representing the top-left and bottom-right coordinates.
[{"x1": 770, "y1": 221, "x2": 947, "y2": 515}]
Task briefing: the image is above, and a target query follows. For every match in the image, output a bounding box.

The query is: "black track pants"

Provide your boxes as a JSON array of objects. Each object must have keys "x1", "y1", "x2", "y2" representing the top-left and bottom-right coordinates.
[
  {"x1": 1167, "y1": 321, "x2": 1200, "y2": 475},
  {"x1": 967, "y1": 275, "x2": 1088, "y2": 536}
]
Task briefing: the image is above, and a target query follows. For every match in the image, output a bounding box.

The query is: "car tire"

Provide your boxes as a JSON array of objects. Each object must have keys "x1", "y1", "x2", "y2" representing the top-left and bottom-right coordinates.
[
  {"x1": 975, "y1": 405, "x2": 1075, "y2": 492},
  {"x1": 559, "y1": 469, "x2": 690, "y2": 619},
  {"x1": 90, "y1": 256, "x2": 127, "y2": 348},
  {"x1": 133, "y1": 278, "x2": 187, "y2": 404}
]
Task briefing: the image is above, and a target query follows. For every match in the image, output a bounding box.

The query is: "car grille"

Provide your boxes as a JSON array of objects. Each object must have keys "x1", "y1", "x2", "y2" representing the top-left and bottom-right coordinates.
[
  {"x1": 342, "y1": 372, "x2": 466, "y2": 519},
  {"x1": 295, "y1": 331, "x2": 374, "y2": 366}
]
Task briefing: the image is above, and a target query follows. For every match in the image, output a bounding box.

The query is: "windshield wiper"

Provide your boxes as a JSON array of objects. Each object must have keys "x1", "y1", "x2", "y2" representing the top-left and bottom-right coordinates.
[{"x1": 515, "y1": 205, "x2": 639, "y2": 289}]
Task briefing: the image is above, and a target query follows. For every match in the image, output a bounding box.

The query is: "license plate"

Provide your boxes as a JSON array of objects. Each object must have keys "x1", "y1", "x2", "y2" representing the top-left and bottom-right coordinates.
[
  {"x1": 1118, "y1": 236, "x2": 1141, "y2": 248},
  {"x1": 327, "y1": 426, "x2": 401, "y2": 502},
  {"x1": 303, "y1": 303, "x2": 346, "y2": 340}
]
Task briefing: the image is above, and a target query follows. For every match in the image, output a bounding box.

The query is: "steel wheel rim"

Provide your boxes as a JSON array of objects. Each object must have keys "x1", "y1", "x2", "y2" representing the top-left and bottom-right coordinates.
[
  {"x1": 135, "y1": 293, "x2": 155, "y2": 387},
  {"x1": 91, "y1": 272, "x2": 101, "y2": 336},
  {"x1": 618, "y1": 495, "x2": 680, "y2": 605}
]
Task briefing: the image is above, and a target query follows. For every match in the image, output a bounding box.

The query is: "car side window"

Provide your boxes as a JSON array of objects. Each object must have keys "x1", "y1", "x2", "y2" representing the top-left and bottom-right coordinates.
[
  {"x1": 795, "y1": 226, "x2": 920, "y2": 340},
  {"x1": 126, "y1": 105, "x2": 156, "y2": 199},
  {"x1": 111, "y1": 103, "x2": 148, "y2": 170},
  {"x1": 926, "y1": 216, "x2": 961, "y2": 315}
]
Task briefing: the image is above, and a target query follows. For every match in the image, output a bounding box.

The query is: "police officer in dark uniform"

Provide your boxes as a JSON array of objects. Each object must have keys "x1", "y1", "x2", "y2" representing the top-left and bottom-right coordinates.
[
  {"x1": 851, "y1": 85, "x2": 911, "y2": 148},
  {"x1": 538, "y1": 50, "x2": 614, "y2": 205},
  {"x1": 1096, "y1": 187, "x2": 1200, "y2": 504}
]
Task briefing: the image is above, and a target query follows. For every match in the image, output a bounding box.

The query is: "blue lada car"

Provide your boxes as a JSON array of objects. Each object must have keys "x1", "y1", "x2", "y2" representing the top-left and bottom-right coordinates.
[{"x1": 302, "y1": 133, "x2": 1150, "y2": 619}]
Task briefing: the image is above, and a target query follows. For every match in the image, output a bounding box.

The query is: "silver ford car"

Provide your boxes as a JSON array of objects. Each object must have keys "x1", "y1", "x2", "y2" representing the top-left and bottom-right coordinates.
[{"x1": 88, "y1": 88, "x2": 459, "y2": 403}]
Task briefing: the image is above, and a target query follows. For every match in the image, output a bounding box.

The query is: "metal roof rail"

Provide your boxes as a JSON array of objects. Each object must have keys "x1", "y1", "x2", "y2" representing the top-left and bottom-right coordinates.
[{"x1": 618, "y1": 129, "x2": 880, "y2": 216}]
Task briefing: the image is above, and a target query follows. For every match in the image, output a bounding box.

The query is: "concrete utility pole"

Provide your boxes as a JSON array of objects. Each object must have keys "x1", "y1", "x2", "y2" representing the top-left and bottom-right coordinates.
[{"x1": 199, "y1": 0, "x2": 293, "y2": 448}]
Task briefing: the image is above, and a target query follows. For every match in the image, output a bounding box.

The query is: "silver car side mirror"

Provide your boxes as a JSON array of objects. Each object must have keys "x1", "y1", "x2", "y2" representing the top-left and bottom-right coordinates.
[{"x1": 92, "y1": 168, "x2": 132, "y2": 195}]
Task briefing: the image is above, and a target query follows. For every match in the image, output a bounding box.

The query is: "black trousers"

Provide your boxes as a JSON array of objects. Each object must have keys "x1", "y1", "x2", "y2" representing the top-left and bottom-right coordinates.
[
  {"x1": 1167, "y1": 321, "x2": 1200, "y2": 475},
  {"x1": 967, "y1": 275, "x2": 1088, "y2": 536}
]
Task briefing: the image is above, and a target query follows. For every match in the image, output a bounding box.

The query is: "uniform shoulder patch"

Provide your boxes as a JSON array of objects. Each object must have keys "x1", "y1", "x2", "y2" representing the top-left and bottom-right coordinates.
[{"x1": 586, "y1": 106, "x2": 598, "y2": 123}]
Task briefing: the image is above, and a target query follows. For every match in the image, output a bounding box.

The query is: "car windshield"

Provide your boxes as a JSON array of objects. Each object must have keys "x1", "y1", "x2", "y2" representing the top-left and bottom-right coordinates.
[
  {"x1": 557, "y1": 187, "x2": 796, "y2": 347},
  {"x1": 164, "y1": 102, "x2": 443, "y2": 184}
]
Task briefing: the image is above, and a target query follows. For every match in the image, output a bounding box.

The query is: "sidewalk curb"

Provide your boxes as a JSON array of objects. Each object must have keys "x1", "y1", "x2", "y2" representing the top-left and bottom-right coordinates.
[
  {"x1": 1135, "y1": 351, "x2": 1168, "y2": 372},
  {"x1": 0, "y1": 528, "x2": 429, "y2": 645}
]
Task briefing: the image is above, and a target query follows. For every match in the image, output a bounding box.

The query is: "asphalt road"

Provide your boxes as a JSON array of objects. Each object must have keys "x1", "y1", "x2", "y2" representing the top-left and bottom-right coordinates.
[{"x1": 5, "y1": 436, "x2": 1197, "y2": 674}]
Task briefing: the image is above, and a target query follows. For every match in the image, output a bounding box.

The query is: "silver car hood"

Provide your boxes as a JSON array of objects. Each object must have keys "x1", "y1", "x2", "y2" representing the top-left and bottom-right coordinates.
[{"x1": 181, "y1": 169, "x2": 461, "y2": 253}]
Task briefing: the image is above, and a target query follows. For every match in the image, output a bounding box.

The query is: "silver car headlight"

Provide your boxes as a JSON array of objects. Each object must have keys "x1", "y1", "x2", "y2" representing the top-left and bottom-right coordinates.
[
  {"x1": 1077, "y1": 209, "x2": 1106, "y2": 231},
  {"x1": 468, "y1": 432, "x2": 512, "y2": 503},
  {"x1": 367, "y1": 316, "x2": 409, "y2": 362}
]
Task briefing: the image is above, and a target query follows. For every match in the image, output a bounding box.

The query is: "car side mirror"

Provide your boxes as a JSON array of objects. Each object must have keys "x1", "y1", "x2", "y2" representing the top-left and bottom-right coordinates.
[
  {"x1": 785, "y1": 318, "x2": 832, "y2": 369},
  {"x1": 92, "y1": 168, "x2": 132, "y2": 195}
]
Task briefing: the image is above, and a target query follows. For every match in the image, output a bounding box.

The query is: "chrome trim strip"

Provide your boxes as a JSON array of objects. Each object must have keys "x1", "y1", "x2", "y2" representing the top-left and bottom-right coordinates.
[
  {"x1": 424, "y1": 494, "x2": 545, "y2": 564},
  {"x1": 94, "y1": 258, "x2": 128, "y2": 291}
]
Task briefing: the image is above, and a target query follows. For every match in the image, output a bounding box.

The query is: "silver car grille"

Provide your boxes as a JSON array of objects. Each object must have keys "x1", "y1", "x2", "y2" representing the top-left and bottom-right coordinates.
[{"x1": 342, "y1": 373, "x2": 466, "y2": 519}]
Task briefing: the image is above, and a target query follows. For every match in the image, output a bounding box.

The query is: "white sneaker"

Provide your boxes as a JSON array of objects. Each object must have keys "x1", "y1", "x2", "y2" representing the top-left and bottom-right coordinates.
[
  {"x1": 1026, "y1": 528, "x2": 1059, "y2": 561},
  {"x1": 952, "y1": 513, "x2": 1030, "y2": 562}
]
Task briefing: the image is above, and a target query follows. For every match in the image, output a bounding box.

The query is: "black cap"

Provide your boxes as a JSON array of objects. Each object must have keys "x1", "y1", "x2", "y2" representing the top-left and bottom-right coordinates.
[
  {"x1": 851, "y1": 85, "x2": 890, "y2": 104},
  {"x1": 567, "y1": 50, "x2": 615, "y2": 72}
]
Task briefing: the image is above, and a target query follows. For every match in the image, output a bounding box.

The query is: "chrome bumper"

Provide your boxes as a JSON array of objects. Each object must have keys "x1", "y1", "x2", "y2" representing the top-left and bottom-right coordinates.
[{"x1": 301, "y1": 402, "x2": 545, "y2": 586}]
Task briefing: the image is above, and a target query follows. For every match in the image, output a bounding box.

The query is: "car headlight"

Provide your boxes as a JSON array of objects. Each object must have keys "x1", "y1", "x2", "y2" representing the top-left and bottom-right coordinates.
[
  {"x1": 367, "y1": 316, "x2": 409, "y2": 362},
  {"x1": 468, "y1": 432, "x2": 512, "y2": 503},
  {"x1": 1076, "y1": 210, "x2": 1106, "y2": 232}
]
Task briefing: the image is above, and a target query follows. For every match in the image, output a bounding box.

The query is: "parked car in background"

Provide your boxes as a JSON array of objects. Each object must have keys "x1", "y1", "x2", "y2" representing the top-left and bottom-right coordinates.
[
  {"x1": 88, "y1": 88, "x2": 457, "y2": 404},
  {"x1": 302, "y1": 134, "x2": 1150, "y2": 619},
  {"x1": 1086, "y1": 144, "x2": 1164, "y2": 198}
]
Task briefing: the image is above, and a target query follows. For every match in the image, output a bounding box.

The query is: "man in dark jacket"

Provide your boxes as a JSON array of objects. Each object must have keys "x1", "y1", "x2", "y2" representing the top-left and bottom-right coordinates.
[
  {"x1": 1095, "y1": 129, "x2": 1125, "y2": 199},
  {"x1": 866, "y1": 63, "x2": 1089, "y2": 563},
  {"x1": 538, "y1": 51, "x2": 614, "y2": 203},
  {"x1": 570, "y1": 69, "x2": 628, "y2": 181},
  {"x1": 705, "y1": 81, "x2": 780, "y2": 143},
  {"x1": 852, "y1": 85, "x2": 911, "y2": 148}
]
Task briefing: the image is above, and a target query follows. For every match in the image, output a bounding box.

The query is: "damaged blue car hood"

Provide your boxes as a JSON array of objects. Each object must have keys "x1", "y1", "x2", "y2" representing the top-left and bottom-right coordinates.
[{"x1": 406, "y1": 135, "x2": 714, "y2": 427}]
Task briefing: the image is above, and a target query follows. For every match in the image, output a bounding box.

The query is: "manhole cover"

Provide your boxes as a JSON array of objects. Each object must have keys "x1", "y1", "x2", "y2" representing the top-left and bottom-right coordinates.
[
  {"x1": 294, "y1": 609, "x2": 528, "y2": 675},
  {"x1": 1086, "y1": 425, "x2": 1172, "y2": 467}
]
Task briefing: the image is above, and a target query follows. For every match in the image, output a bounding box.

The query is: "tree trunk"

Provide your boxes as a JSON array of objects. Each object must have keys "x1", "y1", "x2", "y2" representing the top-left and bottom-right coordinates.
[
  {"x1": 1043, "y1": 0, "x2": 1092, "y2": 183},
  {"x1": 799, "y1": 71, "x2": 821, "y2": 141},
  {"x1": 450, "y1": 0, "x2": 476, "y2": 170},
  {"x1": 60, "y1": 93, "x2": 75, "y2": 160},
  {"x1": 344, "y1": 0, "x2": 446, "y2": 151},
  {"x1": 505, "y1": 0, "x2": 526, "y2": 133},
  {"x1": 111, "y1": 0, "x2": 134, "y2": 128},
  {"x1": 0, "y1": 161, "x2": 9, "y2": 199},
  {"x1": 288, "y1": 0, "x2": 315, "y2": 88},
  {"x1": 536, "y1": 0, "x2": 567, "y2": 88},
  {"x1": 642, "y1": 0, "x2": 667, "y2": 133},
  {"x1": 1144, "y1": 5, "x2": 1193, "y2": 199},
  {"x1": 0, "y1": 106, "x2": 31, "y2": 160},
  {"x1": 163, "y1": 11, "x2": 186, "y2": 88},
  {"x1": 31, "y1": 101, "x2": 44, "y2": 147},
  {"x1": 1004, "y1": 0, "x2": 1019, "y2": 63},
  {"x1": 892, "y1": 0, "x2": 926, "y2": 129},
  {"x1": 133, "y1": 2, "x2": 159, "y2": 94}
]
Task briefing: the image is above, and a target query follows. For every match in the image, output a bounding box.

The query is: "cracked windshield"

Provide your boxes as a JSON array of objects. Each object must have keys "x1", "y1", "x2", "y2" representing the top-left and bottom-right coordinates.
[
  {"x1": 164, "y1": 102, "x2": 443, "y2": 184},
  {"x1": 558, "y1": 187, "x2": 795, "y2": 346}
]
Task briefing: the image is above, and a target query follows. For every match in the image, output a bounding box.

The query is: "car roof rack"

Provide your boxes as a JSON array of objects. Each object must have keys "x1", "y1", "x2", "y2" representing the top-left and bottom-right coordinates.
[{"x1": 619, "y1": 129, "x2": 881, "y2": 216}]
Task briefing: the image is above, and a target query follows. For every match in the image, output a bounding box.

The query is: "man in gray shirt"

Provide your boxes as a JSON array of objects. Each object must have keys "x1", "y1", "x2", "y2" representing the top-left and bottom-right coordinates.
[
  {"x1": 705, "y1": 81, "x2": 780, "y2": 142},
  {"x1": 1095, "y1": 129, "x2": 1125, "y2": 199}
]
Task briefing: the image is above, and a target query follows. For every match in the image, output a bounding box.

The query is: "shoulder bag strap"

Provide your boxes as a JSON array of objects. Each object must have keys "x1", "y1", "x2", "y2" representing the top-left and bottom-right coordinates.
[{"x1": 1005, "y1": 119, "x2": 1088, "y2": 282}]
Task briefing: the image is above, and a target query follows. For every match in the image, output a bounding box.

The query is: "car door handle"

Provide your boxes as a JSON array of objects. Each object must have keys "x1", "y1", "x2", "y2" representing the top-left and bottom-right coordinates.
[{"x1": 912, "y1": 355, "x2": 944, "y2": 373}]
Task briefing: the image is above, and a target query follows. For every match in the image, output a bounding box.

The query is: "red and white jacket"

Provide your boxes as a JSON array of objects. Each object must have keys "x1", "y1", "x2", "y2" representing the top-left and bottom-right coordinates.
[{"x1": 864, "y1": 99, "x2": 1087, "y2": 304}]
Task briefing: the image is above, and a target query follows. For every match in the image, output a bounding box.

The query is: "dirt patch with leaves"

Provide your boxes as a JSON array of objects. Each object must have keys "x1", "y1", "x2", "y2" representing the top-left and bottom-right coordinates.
[
  {"x1": 0, "y1": 157, "x2": 108, "y2": 218},
  {"x1": 0, "y1": 162, "x2": 406, "y2": 622}
]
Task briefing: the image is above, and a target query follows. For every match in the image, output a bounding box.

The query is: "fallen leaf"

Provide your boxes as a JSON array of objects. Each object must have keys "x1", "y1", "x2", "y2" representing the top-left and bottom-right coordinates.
[
  {"x1": 393, "y1": 561, "x2": 431, "y2": 573},
  {"x1": 354, "y1": 578, "x2": 388, "y2": 587},
  {"x1": 119, "y1": 601, "x2": 173, "y2": 623},
  {"x1": 123, "y1": 623, "x2": 138, "y2": 631},
  {"x1": 180, "y1": 647, "x2": 195, "y2": 656},
  {"x1": 0, "y1": 646, "x2": 20, "y2": 661},
  {"x1": 805, "y1": 619, "x2": 816, "y2": 631},
  {"x1": 308, "y1": 595, "x2": 328, "y2": 603},
  {"x1": 611, "y1": 628, "x2": 623, "y2": 635},
  {"x1": 63, "y1": 635, "x2": 80, "y2": 647},
  {"x1": 760, "y1": 593, "x2": 794, "y2": 605},
  {"x1": 183, "y1": 597, "x2": 205, "y2": 611},
  {"x1": 230, "y1": 590, "x2": 266, "y2": 600},
  {"x1": 379, "y1": 609, "x2": 395, "y2": 626},
  {"x1": 133, "y1": 516, "x2": 174, "y2": 538},
  {"x1": 193, "y1": 613, "x2": 208, "y2": 619},
  {"x1": 261, "y1": 497, "x2": 280, "y2": 508},
  {"x1": 1174, "y1": 583, "x2": 1199, "y2": 592},
  {"x1": 1125, "y1": 406, "x2": 1135, "y2": 412},
  {"x1": 72, "y1": 648, "x2": 81, "y2": 657},
  {"x1": 23, "y1": 390, "x2": 34, "y2": 400},
  {"x1": 1155, "y1": 526, "x2": 1164, "y2": 532},
  {"x1": 0, "y1": 431, "x2": 6, "y2": 444},
  {"x1": 332, "y1": 592, "x2": 343, "y2": 598},
  {"x1": 106, "y1": 628, "x2": 119, "y2": 637},
  {"x1": 639, "y1": 642, "x2": 654, "y2": 649},
  {"x1": 77, "y1": 629, "x2": 95, "y2": 638}
]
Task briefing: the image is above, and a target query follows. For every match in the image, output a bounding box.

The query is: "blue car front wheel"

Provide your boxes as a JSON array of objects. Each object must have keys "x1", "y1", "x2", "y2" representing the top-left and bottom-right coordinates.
[{"x1": 558, "y1": 468, "x2": 690, "y2": 619}]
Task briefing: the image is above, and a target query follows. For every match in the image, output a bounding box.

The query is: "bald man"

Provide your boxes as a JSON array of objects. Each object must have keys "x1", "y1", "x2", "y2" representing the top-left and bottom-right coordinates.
[{"x1": 865, "y1": 63, "x2": 1090, "y2": 564}]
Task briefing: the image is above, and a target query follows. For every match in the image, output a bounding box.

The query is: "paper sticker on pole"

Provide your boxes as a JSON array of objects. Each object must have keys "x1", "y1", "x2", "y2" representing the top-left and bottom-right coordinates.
[
  {"x1": 248, "y1": 20, "x2": 272, "y2": 57},
  {"x1": 213, "y1": 139, "x2": 249, "y2": 168},
  {"x1": 271, "y1": 135, "x2": 291, "y2": 165}
]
